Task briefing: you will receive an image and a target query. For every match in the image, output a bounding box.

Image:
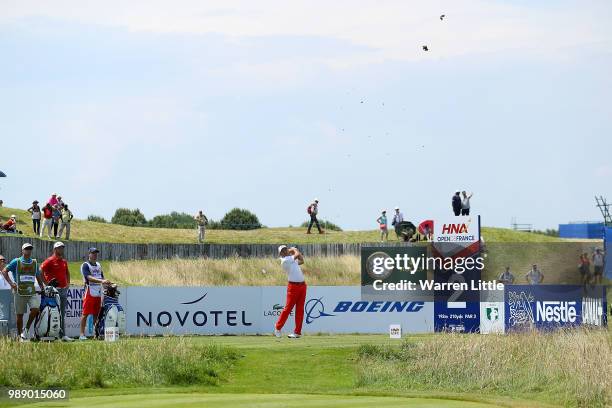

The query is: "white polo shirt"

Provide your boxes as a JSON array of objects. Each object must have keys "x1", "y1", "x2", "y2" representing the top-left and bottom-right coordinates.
[{"x1": 281, "y1": 256, "x2": 305, "y2": 283}]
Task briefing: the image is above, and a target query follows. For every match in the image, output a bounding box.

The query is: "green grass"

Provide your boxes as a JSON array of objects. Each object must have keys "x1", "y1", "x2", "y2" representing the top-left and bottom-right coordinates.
[
  {"x1": 1, "y1": 207, "x2": 572, "y2": 245},
  {"x1": 2, "y1": 333, "x2": 606, "y2": 408}
]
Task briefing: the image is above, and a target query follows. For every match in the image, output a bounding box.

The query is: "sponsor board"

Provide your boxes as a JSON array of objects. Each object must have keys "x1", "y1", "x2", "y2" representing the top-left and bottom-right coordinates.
[
  {"x1": 480, "y1": 301, "x2": 505, "y2": 334},
  {"x1": 432, "y1": 216, "x2": 480, "y2": 245},
  {"x1": 262, "y1": 286, "x2": 434, "y2": 334},
  {"x1": 505, "y1": 285, "x2": 607, "y2": 330}
]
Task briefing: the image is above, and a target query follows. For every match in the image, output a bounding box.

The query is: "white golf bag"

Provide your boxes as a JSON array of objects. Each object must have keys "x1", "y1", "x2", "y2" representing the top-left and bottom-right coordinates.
[
  {"x1": 95, "y1": 285, "x2": 126, "y2": 338},
  {"x1": 35, "y1": 285, "x2": 61, "y2": 341}
]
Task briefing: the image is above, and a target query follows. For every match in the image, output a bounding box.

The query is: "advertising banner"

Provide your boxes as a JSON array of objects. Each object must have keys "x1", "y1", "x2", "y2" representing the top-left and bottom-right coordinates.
[
  {"x1": 505, "y1": 285, "x2": 607, "y2": 330},
  {"x1": 261, "y1": 286, "x2": 434, "y2": 334},
  {"x1": 480, "y1": 301, "x2": 505, "y2": 334}
]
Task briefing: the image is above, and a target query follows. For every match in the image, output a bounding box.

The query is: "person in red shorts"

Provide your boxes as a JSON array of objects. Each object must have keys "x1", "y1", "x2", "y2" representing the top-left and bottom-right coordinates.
[
  {"x1": 274, "y1": 245, "x2": 306, "y2": 339},
  {"x1": 79, "y1": 248, "x2": 111, "y2": 340}
]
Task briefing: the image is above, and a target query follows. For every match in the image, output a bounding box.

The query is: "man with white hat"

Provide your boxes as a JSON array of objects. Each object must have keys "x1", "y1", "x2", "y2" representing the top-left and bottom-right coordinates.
[
  {"x1": 391, "y1": 207, "x2": 404, "y2": 240},
  {"x1": 306, "y1": 198, "x2": 323, "y2": 234},
  {"x1": 40, "y1": 242, "x2": 73, "y2": 341},
  {"x1": 274, "y1": 245, "x2": 306, "y2": 338},
  {"x1": 1, "y1": 243, "x2": 46, "y2": 341}
]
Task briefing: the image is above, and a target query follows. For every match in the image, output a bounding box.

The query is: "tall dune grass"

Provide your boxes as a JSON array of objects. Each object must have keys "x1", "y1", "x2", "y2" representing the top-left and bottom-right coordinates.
[
  {"x1": 0, "y1": 337, "x2": 238, "y2": 388},
  {"x1": 108, "y1": 256, "x2": 361, "y2": 286},
  {"x1": 356, "y1": 328, "x2": 612, "y2": 407}
]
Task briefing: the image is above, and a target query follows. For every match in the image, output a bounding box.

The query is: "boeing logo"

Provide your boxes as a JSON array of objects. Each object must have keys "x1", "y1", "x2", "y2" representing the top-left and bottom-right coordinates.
[{"x1": 304, "y1": 298, "x2": 425, "y2": 324}]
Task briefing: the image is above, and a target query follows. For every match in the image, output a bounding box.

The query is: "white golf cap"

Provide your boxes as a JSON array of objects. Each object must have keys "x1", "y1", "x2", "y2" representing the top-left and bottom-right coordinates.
[
  {"x1": 314, "y1": 198, "x2": 319, "y2": 202},
  {"x1": 53, "y1": 241, "x2": 65, "y2": 249},
  {"x1": 10, "y1": 214, "x2": 16, "y2": 218},
  {"x1": 22, "y1": 243, "x2": 33, "y2": 250},
  {"x1": 278, "y1": 245, "x2": 287, "y2": 255},
  {"x1": 394, "y1": 206, "x2": 400, "y2": 210}
]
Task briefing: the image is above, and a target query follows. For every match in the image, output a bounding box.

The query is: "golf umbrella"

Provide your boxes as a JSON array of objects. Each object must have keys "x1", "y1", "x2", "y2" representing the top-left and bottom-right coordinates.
[{"x1": 418, "y1": 220, "x2": 434, "y2": 235}]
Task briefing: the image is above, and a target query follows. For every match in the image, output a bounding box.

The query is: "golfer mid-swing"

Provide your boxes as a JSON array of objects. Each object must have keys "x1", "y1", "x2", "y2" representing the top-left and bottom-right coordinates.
[{"x1": 274, "y1": 245, "x2": 306, "y2": 339}]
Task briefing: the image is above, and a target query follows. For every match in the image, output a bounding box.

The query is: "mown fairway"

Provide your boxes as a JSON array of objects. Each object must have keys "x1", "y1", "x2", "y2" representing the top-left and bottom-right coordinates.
[{"x1": 4, "y1": 333, "x2": 606, "y2": 408}]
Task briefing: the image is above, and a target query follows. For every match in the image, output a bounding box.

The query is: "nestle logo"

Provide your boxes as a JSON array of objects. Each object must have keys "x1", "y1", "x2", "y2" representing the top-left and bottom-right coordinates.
[
  {"x1": 441, "y1": 223, "x2": 468, "y2": 234},
  {"x1": 536, "y1": 301, "x2": 577, "y2": 323}
]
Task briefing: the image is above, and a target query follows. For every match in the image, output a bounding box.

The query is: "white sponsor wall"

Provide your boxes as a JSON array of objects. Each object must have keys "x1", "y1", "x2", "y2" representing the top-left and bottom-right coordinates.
[{"x1": 122, "y1": 286, "x2": 434, "y2": 335}]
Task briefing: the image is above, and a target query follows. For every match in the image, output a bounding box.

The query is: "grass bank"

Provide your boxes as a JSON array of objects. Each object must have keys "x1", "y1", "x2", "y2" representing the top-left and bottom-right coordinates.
[
  {"x1": 356, "y1": 329, "x2": 612, "y2": 407},
  {"x1": 1, "y1": 206, "x2": 569, "y2": 245}
]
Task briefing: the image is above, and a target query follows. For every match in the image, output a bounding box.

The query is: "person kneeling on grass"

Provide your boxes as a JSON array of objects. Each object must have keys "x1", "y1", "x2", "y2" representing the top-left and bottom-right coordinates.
[
  {"x1": 274, "y1": 245, "x2": 306, "y2": 339},
  {"x1": 79, "y1": 247, "x2": 111, "y2": 340}
]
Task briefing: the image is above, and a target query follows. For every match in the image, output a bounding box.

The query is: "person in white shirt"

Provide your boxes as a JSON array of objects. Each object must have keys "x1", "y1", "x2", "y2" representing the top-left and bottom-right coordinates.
[
  {"x1": 461, "y1": 191, "x2": 473, "y2": 216},
  {"x1": 0, "y1": 255, "x2": 10, "y2": 289},
  {"x1": 525, "y1": 264, "x2": 544, "y2": 285},
  {"x1": 592, "y1": 248, "x2": 604, "y2": 284},
  {"x1": 274, "y1": 245, "x2": 306, "y2": 339},
  {"x1": 391, "y1": 207, "x2": 404, "y2": 240}
]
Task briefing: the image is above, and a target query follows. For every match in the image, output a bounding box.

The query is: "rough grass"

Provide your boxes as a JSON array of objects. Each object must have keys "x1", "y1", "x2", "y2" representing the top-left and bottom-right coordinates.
[
  {"x1": 0, "y1": 337, "x2": 238, "y2": 389},
  {"x1": 1, "y1": 206, "x2": 571, "y2": 244},
  {"x1": 108, "y1": 256, "x2": 360, "y2": 286},
  {"x1": 356, "y1": 329, "x2": 612, "y2": 407}
]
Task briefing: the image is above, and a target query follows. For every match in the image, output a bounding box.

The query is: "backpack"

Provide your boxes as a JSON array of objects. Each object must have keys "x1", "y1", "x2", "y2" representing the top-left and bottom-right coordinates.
[{"x1": 307, "y1": 205, "x2": 312, "y2": 215}]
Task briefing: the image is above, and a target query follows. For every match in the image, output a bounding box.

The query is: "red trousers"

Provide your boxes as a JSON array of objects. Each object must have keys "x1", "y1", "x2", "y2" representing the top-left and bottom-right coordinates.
[{"x1": 275, "y1": 282, "x2": 307, "y2": 335}]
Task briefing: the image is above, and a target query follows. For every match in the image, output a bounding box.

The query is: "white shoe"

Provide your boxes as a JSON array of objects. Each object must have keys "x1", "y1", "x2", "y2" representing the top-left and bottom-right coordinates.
[
  {"x1": 61, "y1": 336, "x2": 74, "y2": 342},
  {"x1": 273, "y1": 328, "x2": 281, "y2": 338},
  {"x1": 19, "y1": 331, "x2": 30, "y2": 342},
  {"x1": 287, "y1": 333, "x2": 301, "y2": 339},
  {"x1": 78, "y1": 335, "x2": 88, "y2": 341}
]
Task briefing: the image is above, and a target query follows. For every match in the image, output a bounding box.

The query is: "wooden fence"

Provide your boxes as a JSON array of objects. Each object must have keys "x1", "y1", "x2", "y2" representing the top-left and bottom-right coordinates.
[{"x1": 0, "y1": 235, "x2": 413, "y2": 262}]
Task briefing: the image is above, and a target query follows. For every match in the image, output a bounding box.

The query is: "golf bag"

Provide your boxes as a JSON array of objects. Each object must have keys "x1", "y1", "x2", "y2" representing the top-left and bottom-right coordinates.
[
  {"x1": 94, "y1": 284, "x2": 126, "y2": 339},
  {"x1": 35, "y1": 282, "x2": 61, "y2": 341}
]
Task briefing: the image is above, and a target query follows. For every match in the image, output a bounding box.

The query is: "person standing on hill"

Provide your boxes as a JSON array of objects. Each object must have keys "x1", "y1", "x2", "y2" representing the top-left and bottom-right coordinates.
[
  {"x1": 58, "y1": 204, "x2": 73, "y2": 240},
  {"x1": 498, "y1": 266, "x2": 515, "y2": 284},
  {"x1": 391, "y1": 207, "x2": 404, "y2": 240},
  {"x1": 452, "y1": 191, "x2": 462, "y2": 216},
  {"x1": 51, "y1": 205, "x2": 61, "y2": 238},
  {"x1": 47, "y1": 193, "x2": 59, "y2": 207},
  {"x1": 377, "y1": 210, "x2": 389, "y2": 242},
  {"x1": 274, "y1": 245, "x2": 306, "y2": 339},
  {"x1": 194, "y1": 210, "x2": 208, "y2": 243},
  {"x1": 578, "y1": 252, "x2": 591, "y2": 285},
  {"x1": 306, "y1": 199, "x2": 323, "y2": 234},
  {"x1": 40, "y1": 242, "x2": 73, "y2": 341},
  {"x1": 27, "y1": 201, "x2": 41, "y2": 235},
  {"x1": 461, "y1": 191, "x2": 473, "y2": 216}
]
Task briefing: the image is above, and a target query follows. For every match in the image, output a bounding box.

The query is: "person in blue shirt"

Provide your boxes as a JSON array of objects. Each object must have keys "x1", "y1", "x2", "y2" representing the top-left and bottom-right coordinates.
[
  {"x1": 1, "y1": 243, "x2": 46, "y2": 341},
  {"x1": 376, "y1": 210, "x2": 389, "y2": 242}
]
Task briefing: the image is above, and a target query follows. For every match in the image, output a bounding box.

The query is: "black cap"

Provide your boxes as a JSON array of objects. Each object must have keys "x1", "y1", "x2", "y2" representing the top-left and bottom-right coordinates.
[{"x1": 88, "y1": 247, "x2": 100, "y2": 254}]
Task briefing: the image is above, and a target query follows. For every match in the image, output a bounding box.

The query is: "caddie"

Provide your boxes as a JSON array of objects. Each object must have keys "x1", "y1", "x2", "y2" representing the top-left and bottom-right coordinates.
[
  {"x1": 1, "y1": 243, "x2": 46, "y2": 341},
  {"x1": 79, "y1": 247, "x2": 111, "y2": 340}
]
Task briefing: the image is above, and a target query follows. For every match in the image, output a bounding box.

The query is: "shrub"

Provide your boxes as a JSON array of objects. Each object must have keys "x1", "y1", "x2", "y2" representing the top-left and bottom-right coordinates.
[
  {"x1": 87, "y1": 215, "x2": 107, "y2": 223},
  {"x1": 111, "y1": 208, "x2": 147, "y2": 227},
  {"x1": 219, "y1": 208, "x2": 261, "y2": 230},
  {"x1": 300, "y1": 219, "x2": 342, "y2": 231},
  {"x1": 148, "y1": 212, "x2": 196, "y2": 229}
]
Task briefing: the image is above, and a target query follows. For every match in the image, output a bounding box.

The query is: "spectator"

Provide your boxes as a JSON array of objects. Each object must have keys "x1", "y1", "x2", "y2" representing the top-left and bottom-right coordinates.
[
  {"x1": 79, "y1": 248, "x2": 111, "y2": 340},
  {"x1": 578, "y1": 252, "x2": 591, "y2": 285},
  {"x1": 452, "y1": 191, "x2": 462, "y2": 216},
  {"x1": 1, "y1": 215, "x2": 17, "y2": 233},
  {"x1": 40, "y1": 242, "x2": 73, "y2": 341},
  {"x1": 27, "y1": 200, "x2": 41, "y2": 235},
  {"x1": 498, "y1": 266, "x2": 515, "y2": 284},
  {"x1": 592, "y1": 248, "x2": 604, "y2": 284},
  {"x1": 306, "y1": 199, "x2": 323, "y2": 234},
  {"x1": 376, "y1": 210, "x2": 389, "y2": 242},
  {"x1": 51, "y1": 205, "x2": 61, "y2": 238},
  {"x1": 56, "y1": 195, "x2": 64, "y2": 208},
  {"x1": 47, "y1": 193, "x2": 59, "y2": 207},
  {"x1": 40, "y1": 203, "x2": 54, "y2": 239},
  {"x1": 461, "y1": 191, "x2": 473, "y2": 216},
  {"x1": 0, "y1": 255, "x2": 10, "y2": 290},
  {"x1": 525, "y1": 264, "x2": 544, "y2": 285},
  {"x1": 0, "y1": 200, "x2": 3, "y2": 208},
  {"x1": 1, "y1": 243, "x2": 46, "y2": 341},
  {"x1": 58, "y1": 204, "x2": 73, "y2": 240},
  {"x1": 194, "y1": 210, "x2": 208, "y2": 243},
  {"x1": 391, "y1": 207, "x2": 404, "y2": 240}
]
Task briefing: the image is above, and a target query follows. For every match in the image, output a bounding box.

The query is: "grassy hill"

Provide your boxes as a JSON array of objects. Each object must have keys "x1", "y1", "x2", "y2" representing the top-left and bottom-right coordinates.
[{"x1": 0, "y1": 206, "x2": 574, "y2": 245}]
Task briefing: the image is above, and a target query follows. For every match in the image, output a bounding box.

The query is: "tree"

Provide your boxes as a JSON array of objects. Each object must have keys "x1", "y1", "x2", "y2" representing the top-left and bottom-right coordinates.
[
  {"x1": 219, "y1": 208, "x2": 262, "y2": 230},
  {"x1": 148, "y1": 212, "x2": 196, "y2": 229},
  {"x1": 111, "y1": 208, "x2": 147, "y2": 227},
  {"x1": 87, "y1": 215, "x2": 107, "y2": 223}
]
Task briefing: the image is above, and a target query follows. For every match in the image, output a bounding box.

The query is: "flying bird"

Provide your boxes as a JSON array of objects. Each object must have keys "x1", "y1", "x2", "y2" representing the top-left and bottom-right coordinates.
[
  {"x1": 422, "y1": 45, "x2": 429, "y2": 51},
  {"x1": 440, "y1": 14, "x2": 445, "y2": 21}
]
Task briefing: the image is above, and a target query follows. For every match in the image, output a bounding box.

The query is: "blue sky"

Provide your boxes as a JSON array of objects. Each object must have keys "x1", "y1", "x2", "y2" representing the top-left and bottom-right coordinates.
[{"x1": 0, "y1": 1, "x2": 611, "y2": 230}]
